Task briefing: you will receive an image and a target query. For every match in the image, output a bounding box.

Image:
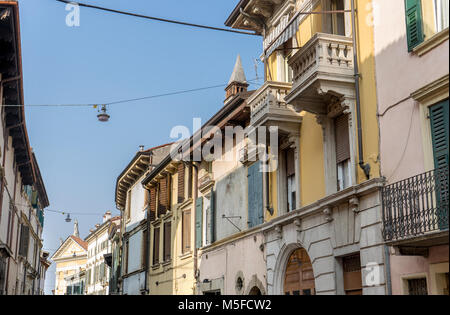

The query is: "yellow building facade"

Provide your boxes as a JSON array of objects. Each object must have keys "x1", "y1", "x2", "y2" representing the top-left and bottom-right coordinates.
[{"x1": 51, "y1": 224, "x2": 87, "y2": 295}]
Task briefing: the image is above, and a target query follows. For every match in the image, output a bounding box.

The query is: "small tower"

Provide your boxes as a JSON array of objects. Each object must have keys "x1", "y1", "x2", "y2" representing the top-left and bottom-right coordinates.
[
  {"x1": 225, "y1": 55, "x2": 249, "y2": 104},
  {"x1": 73, "y1": 220, "x2": 80, "y2": 238}
]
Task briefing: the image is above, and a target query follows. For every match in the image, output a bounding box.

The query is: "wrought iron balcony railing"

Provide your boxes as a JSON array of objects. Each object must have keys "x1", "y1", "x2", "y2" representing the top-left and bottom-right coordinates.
[{"x1": 382, "y1": 165, "x2": 449, "y2": 243}]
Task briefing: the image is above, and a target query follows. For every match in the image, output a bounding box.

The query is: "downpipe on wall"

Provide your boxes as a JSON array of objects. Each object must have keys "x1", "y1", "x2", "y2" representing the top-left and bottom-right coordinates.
[{"x1": 351, "y1": 0, "x2": 371, "y2": 180}]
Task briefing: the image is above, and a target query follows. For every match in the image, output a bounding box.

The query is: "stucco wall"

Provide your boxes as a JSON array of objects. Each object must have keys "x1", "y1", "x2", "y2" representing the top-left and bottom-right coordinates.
[
  {"x1": 373, "y1": 0, "x2": 449, "y2": 183},
  {"x1": 215, "y1": 166, "x2": 248, "y2": 241},
  {"x1": 198, "y1": 232, "x2": 267, "y2": 295}
]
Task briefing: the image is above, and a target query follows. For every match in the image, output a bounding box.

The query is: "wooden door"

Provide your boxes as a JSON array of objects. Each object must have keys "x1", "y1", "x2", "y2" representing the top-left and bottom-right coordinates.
[{"x1": 284, "y1": 248, "x2": 315, "y2": 295}]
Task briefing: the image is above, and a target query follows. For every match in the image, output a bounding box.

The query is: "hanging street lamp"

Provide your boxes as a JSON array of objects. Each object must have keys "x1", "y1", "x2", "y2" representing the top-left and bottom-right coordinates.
[{"x1": 97, "y1": 105, "x2": 110, "y2": 122}]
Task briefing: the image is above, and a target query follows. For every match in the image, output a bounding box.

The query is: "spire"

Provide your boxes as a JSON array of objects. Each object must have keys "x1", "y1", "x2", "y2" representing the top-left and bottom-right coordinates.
[
  {"x1": 73, "y1": 220, "x2": 80, "y2": 238},
  {"x1": 225, "y1": 55, "x2": 249, "y2": 103},
  {"x1": 228, "y1": 55, "x2": 247, "y2": 85}
]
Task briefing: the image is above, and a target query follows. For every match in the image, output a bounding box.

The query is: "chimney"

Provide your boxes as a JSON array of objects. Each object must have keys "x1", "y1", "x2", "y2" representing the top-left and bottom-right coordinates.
[
  {"x1": 139, "y1": 145, "x2": 145, "y2": 152},
  {"x1": 225, "y1": 55, "x2": 248, "y2": 104},
  {"x1": 103, "y1": 211, "x2": 112, "y2": 223}
]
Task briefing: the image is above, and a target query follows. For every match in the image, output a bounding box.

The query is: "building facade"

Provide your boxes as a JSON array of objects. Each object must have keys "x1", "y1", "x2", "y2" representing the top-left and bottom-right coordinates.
[
  {"x1": 0, "y1": 1, "x2": 50, "y2": 295},
  {"x1": 115, "y1": 144, "x2": 171, "y2": 295},
  {"x1": 373, "y1": 0, "x2": 449, "y2": 295},
  {"x1": 50, "y1": 222, "x2": 88, "y2": 296},
  {"x1": 85, "y1": 212, "x2": 120, "y2": 295},
  {"x1": 223, "y1": 0, "x2": 386, "y2": 295}
]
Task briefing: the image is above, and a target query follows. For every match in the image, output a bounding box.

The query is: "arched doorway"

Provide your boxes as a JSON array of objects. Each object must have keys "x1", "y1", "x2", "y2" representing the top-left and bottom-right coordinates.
[
  {"x1": 248, "y1": 286, "x2": 262, "y2": 295},
  {"x1": 284, "y1": 248, "x2": 315, "y2": 295}
]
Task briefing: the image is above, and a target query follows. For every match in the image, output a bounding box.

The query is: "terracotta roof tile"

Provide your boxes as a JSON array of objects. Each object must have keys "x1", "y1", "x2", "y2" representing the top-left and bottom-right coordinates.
[{"x1": 70, "y1": 235, "x2": 88, "y2": 250}]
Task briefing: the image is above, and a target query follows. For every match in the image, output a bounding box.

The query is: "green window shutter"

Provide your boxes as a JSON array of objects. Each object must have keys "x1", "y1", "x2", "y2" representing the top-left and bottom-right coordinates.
[
  {"x1": 210, "y1": 190, "x2": 216, "y2": 244},
  {"x1": 430, "y1": 100, "x2": 449, "y2": 231},
  {"x1": 248, "y1": 162, "x2": 264, "y2": 228},
  {"x1": 430, "y1": 100, "x2": 449, "y2": 169},
  {"x1": 195, "y1": 197, "x2": 203, "y2": 249},
  {"x1": 405, "y1": 0, "x2": 424, "y2": 51}
]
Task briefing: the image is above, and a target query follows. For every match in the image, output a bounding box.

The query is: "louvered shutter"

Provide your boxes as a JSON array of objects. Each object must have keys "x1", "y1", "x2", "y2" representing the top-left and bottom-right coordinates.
[
  {"x1": 178, "y1": 163, "x2": 185, "y2": 204},
  {"x1": 153, "y1": 227, "x2": 160, "y2": 265},
  {"x1": 149, "y1": 187, "x2": 156, "y2": 221},
  {"x1": 335, "y1": 114, "x2": 350, "y2": 164},
  {"x1": 19, "y1": 225, "x2": 29, "y2": 257},
  {"x1": 248, "y1": 162, "x2": 264, "y2": 228},
  {"x1": 158, "y1": 177, "x2": 167, "y2": 216},
  {"x1": 182, "y1": 210, "x2": 191, "y2": 253},
  {"x1": 286, "y1": 149, "x2": 295, "y2": 177},
  {"x1": 430, "y1": 101, "x2": 449, "y2": 169},
  {"x1": 430, "y1": 100, "x2": 449, "y2": 230},
  {"x1": 405, "y1": 0, "x2": 424, "y2": 51},
  {"x1": 195, "y1": 197, "x2": 203, "y2": 249},
  {"x1": 163, "y1": 222, "x2": 171, "y2": 261}
]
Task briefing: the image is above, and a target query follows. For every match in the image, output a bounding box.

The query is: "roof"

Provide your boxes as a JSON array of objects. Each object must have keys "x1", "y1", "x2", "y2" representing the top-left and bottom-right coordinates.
[
  {"x1": 225, "y1": 0, "x2": 250, "y2": 27},
  {"x1": 70, "y1": 235, "x2": 88, "y2": 250},
  {"x1": 31, "y1": 152, "x2": 49, "y2": 208},
  {"x1": 0, "y1": 1, "x2": 35, "y2": 185},
  {"x1": 228, "y1": 55, "x2": 247, "y2": 85},
  {"x1": 50, "y1": 234, "x2": 88, "y2": 261},
  {"x1": 84, "y1": 215, "x2": 121, "y2": 242},
  {"x1": 142, "y1": 90, "x2": 254, "y2": 186},
  {"x1": 115, "y1": 143, "x2": 173, "y2": 209}
]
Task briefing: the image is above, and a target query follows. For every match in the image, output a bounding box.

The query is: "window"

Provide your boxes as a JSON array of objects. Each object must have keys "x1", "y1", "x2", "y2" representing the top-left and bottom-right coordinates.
[
  {"x1": 19, "y1": 224, "x2": 30, "y2": 258},
  {"x1": 158, "y1": 176, "x2": 170, "y2": 216},
  {"x1": 149, "y1": 187, "x2": 157, "y2": 221},
  {"x1": 126, "y1": 190, "x2": 131, "y2": 221},
  {"x1": 405, "y1": 0, "x2": 424, "y2": 51},
  {"x1": 163, "y1": 222, "x2": 172, "y2": 262},
  {"x1": 335, "y1": 114, "x2": 351, "y2": 191},
  {"x1": 152, "y1": 227, "x2": 160, "y2": 265},
  {"x1": 286, "y1": 149, "x2": 296, "y2": 212},
  {"x1": 331, "y1": 0, "x2": 345, "y2": 36},
  {"x1": 408, "y1": 278, "x2": 428, "y2": 295},
  {"x1": 178, "y1": 163, "x2": 185, "y2": 204},
  {"x1": 435, "y1": 0, "x2": 449, "y2": 32},
  {"x1": 142, "y1": 229, "x2": 148, "y2": 269},
  {"x1": 343, "y1": 254, "x2": 363, "y2": 295},
  {"x1": 182, "y1": 210, "x2": 191, "y2": 254}
]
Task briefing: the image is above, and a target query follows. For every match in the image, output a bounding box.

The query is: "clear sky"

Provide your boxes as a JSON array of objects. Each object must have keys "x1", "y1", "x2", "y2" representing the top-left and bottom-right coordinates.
[{"x1": 17, "y1": 0, "x2": 263, "y2": 294}]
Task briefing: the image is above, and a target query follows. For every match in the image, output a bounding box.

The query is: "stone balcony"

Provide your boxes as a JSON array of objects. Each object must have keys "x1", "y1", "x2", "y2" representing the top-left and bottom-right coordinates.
[
  {"x1": 285, "y1": 33, "x2": 355, "y2": 115},
  {"x1": 248, "y1": 81, "x2": 302, "y2": 133}
]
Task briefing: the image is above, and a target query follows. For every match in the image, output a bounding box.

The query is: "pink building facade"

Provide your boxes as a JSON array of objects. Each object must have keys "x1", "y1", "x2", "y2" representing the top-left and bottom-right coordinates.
[{"x1": 373, "y1": 0, "x2": 449, "y2": 295}]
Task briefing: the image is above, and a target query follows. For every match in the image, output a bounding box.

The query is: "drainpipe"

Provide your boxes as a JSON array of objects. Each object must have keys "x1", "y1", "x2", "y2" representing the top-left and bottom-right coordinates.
[
  {"x1": 350, "y1": 0, "x2": 371, "y2": 180},
  {"x1": 384, "y1": 245, "x2": 392, "y2": 295},
  {"x1": 184, "y1": 161, "x2": 199, "y2": 293}
]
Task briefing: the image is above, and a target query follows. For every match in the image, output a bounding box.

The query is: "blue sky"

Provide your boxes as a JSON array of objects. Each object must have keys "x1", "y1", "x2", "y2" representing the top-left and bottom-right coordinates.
[{"x1": 17, "y1": 0, "x2": 262, "y2": 294}]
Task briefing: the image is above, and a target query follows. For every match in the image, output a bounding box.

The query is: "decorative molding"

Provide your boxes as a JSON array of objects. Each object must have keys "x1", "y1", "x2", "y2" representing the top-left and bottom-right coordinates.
[
  {"x1": 411, "y1": 74, "x2": 449, "y2": 106},
  {"x1": 413, "y1": 28, "x2": 449, "y2": 57},
  {"x1": 349, "y1": 197, "x2": 360, "y2": 214},
  {"x1": 323, "y1": 206, "x2": 333, "y2": 222}
]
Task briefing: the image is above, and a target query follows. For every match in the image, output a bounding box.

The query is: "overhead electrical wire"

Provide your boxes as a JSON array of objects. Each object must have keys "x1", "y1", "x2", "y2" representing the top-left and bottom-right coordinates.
[
  {"x1": 1, "y1": 78, "x2": 262, "y2": 108},
  {"x1": 55, "y1": 0, "x2": 260, "y2": 36}
]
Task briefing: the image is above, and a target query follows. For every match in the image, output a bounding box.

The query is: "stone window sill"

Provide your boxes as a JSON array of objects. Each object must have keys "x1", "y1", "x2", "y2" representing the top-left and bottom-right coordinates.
[{"x1": 413, "y1": 28, "x2": 449, "y2": 57}]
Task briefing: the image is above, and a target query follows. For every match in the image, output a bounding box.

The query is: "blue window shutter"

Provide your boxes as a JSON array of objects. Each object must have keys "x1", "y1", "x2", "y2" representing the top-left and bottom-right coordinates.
[
  {"x1": 195, "y1": 197, "x2": 203, "y2": 249},
  {"x1": 405, "y1": 0, "x2": 424, "y2": 51},
  {"x1": 248, "y1": 162, "x2": 264, "y2": 228}
]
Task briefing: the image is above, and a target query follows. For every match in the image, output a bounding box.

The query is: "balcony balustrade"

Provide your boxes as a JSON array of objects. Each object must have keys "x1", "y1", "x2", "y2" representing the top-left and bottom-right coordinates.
[
  {"x1": 285, "y1": 33, "x2": 355, "y2": 115},
  {"x1": 248, "y1": 81, "x2": 301, "y2": 129}
]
